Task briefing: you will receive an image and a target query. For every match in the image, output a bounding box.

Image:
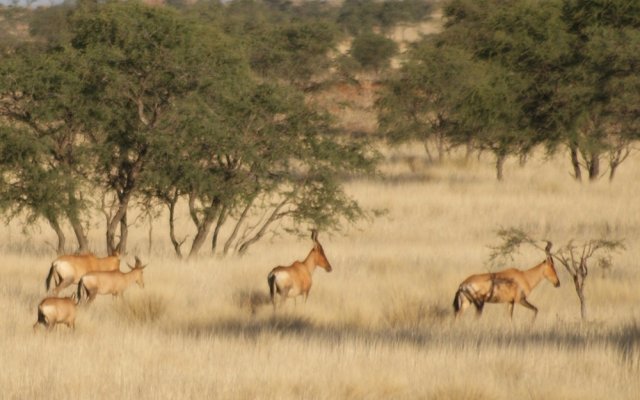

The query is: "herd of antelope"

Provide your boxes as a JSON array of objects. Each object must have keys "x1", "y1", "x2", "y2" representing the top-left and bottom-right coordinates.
[
  {"x1": 33, "y1": 252, "x2": 147, "y2": 331},
  {"x1": 32, "y1": 230, "x2": 561, "y2": 331}
]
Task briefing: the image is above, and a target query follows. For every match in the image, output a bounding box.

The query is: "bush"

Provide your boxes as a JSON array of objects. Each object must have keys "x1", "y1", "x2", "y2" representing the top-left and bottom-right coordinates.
[{"x1": 350, "y1": 31, "x2": 398, "y2": 71}]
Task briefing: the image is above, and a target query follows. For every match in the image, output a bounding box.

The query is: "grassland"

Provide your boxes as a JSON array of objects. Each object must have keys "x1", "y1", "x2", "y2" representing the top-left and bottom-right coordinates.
[{"x1": 1, "y1": 147, "x2": 639, "y2": 399}]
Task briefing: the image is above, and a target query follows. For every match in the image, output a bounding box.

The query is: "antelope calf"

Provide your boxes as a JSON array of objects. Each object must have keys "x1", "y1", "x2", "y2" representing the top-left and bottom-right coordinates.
[
  {"x1": 33, "y1": 294, "x2": 78, "y2": 331},
  {"x1": 267, "y1": 230, "x2": 332, "y2": 310},
  {"x1": 77, "y1": 257, "x2": 147, "y2": 304},
  {"x1": 46, "y1": 252, "x2": 121, "y2": 295},
  {"x1": 453, "y1": 242, "x2": 560, "y2": 319}
]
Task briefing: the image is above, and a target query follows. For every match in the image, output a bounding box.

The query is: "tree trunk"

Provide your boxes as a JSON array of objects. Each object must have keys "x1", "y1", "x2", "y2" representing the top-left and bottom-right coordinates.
[
  {"x1": 570, "y1": 145, "x2": 582, "y2": 181},
  {"x1": 495, "y1": 153, "x2": 506, "y2": 181},
  {"x1": 237, "y1": 198, "x2": 289, "y2": 255},
  {"x1": 68, "y1": 214, "x2": 90, "y2": 254},
  {"x1": 579, "y1": 291, "x2": 587, "y2": 321},
  {"x1": 106, "y1": 192, "x2": 132, "y2": 256},
  {"x1": 147, "y1": 211, "x2": 153, "y2": 256},
  {"x1": 187, "y1": 197, "x2": 221, "y2": 259},
  {"x1": 422, "y1": 140, "x2": 433, "y2": 163},
  {"x1": 47, "y1": 217, "x2": 66, "y2": 255},
  {"x1": 436, "y1": 134, "x2": 446, "y2": 163},
  {"x1": 224, "y1": 196, "x2": 256, "y2": 256},
  {"x1": 588, "y1": 153, "x2": 600, "y2": 181},
  {"x1": 464, "y1": 141, "x2": 474, "y2": 164},
  {"x1": 609, "y1": 163, "x2": 618, "y2": 182},
  {"x1": 167, "y1": 196, "x2": 184, "y2": 259},
  {"x1": 573, "y1": 275, "x2": 587, "y2": 321},
  {"x1": 188, "y1": 215, "x2": 216, "y2": 258},
  {"x1": 66, "y1": 190, "x2": 90, "y2": 253},
  {"x1": 211, "y1": 206, "x2": 228, "y2": 255},
  {"x1": 119, "y1": 211, "x2": 128, "y2": 255}
]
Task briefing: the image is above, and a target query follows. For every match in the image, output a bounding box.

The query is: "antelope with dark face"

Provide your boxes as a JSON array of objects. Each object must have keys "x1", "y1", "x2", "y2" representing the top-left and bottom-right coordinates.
[
  {"x1": 33, "y1": 293, "x2": 79, "y2": 331},
  {"x1": 453, "y1": 242, "x2": 560, "y2": 319},
  {"x1": 77, "y1": 257, "x2": 146, "y2": 304},
  {"x1": 267, "y1": 230, "x2": 332, "y2": 310},
  {"x1": 45, "y1": 252, "x2": 121, "y2": 295}
]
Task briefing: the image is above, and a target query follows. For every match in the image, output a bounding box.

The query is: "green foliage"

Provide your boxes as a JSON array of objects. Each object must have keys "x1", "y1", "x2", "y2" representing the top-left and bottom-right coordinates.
[
  {"x1": 350, "y1": 31, "x2": 398, "y2": 71},
  {"x1": 0, "y1": 1, "x2": 380, "y2": 256},
  {"x1": 338, "y1": 0, "x2": 432, "y2": 35},
  {"x1": 380, "y1": 0, "x2": 640, "y2": 180},
  {"x1": 0, "y1": 41, "x2": 90, "y2": 238}
]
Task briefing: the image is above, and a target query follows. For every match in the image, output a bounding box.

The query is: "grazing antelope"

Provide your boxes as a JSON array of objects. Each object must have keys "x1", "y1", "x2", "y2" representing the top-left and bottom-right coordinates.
[
  {"x1": 453, "y1": 242, "x2": 560, "y2": 319},
  {"x1": 77, "y1": 256, "x2": 146, "y2": 304},
  {"x1": 267, "y1": 230, "x2": 332, "y2": 310},
  {"x1": 45, "y1": 252, "x2": 121, "y2": 295},
  {"x1": 33, "y1": 293, "x2": 79, "y2": 331}
]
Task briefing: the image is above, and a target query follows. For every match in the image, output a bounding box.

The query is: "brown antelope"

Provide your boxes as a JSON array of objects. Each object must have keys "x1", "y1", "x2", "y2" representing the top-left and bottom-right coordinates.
[
  {"x1": 33, "y1": 293, "x2": 79, "y2": 331},
  {"x1": 453, "y1": 242, "x2": 560, "y2": 319},
  {"x1": 267, "y1": 230, "x2": 332, "y2": 310},
  {"x1": 45, "y1": 252, "x2": 121, "y2": 295},
  {"x1": 77, "y1": 256, "x2": 146, "y2": 304}
]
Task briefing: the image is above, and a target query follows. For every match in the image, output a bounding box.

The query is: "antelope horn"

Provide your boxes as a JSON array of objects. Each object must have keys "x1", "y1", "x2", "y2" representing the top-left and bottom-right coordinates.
[
  {"x1": 134, "y1": 256, "x2": 148, "y2": 269},
  {"x1": 544, "y1": 241, "x2": 553, "y2": 254},
  {"x1": 310, "y1": 229, "x2": 318, "y2": 242}
]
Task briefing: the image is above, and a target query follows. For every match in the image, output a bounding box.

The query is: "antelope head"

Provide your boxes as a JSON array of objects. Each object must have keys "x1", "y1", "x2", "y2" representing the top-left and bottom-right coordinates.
[
  {"x1": 311, "y1": 229, "x2": 332, "y2": 272},
  {"x1": 127, "y1": 256, "x2": 147, "y2": 288}
]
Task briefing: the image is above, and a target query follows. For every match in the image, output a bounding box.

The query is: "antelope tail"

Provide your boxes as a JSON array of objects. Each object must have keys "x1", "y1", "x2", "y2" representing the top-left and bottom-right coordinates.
[
  {"x1": 37, "y1": 306, "x2": 46, "y2": 325},
  {"x1": 267, "y1": 272, "x2": 276, "y2": 304},
  {"x1": 45, "y1": 264, "x2": 56, "y2": 292},
  {"x1": 453, "y1": 288, "x2": 464, "y2": 314}
]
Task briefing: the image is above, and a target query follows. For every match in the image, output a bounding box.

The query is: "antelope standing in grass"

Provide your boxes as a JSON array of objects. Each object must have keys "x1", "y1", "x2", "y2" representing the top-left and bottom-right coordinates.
[
  {"x1": 33, "y1": 293, "x2": 79, "y2": 331},
  {"x1": 45, "y1": 252, "x2": 120, "y2": 295},
  {"x1": 77, "y1": 257, "x2": 146, "y2": 304},
  {"x1": 453, "y1": 242, "x2": 560, "y2": 319},
  {"x1": 267, "y1": 230, "x2": 332, "y2": 310}
]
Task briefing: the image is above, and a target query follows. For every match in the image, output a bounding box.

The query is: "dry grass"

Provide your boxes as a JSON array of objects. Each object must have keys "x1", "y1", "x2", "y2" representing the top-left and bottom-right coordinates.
[{"x1": 1, "y1": 147, "x2": 639, "y2": 399}]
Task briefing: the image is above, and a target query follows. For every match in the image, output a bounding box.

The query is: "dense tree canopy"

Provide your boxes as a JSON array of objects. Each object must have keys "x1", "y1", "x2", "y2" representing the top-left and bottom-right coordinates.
[
  {"x1": 378, "y1": 0, "x2": 640, "y2": 180},
  {"x1": 0, "y1": 0, "x2": 381, "y2": 257},
  {"x1": 1, "y1": 0, "x2": 638, "y2": 256}
]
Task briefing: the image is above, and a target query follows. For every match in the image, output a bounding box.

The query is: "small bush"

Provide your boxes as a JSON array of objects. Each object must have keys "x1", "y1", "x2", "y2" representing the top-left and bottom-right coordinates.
[{"x1": 350, "y1": 31, "x2": 398, "y2": 71}]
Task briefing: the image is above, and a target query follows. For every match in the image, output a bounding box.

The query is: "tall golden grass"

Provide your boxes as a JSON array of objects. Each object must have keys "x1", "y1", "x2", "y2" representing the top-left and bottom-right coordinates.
[{"x1": 1, "y1": 147, "x2": 639, "y2": 399}]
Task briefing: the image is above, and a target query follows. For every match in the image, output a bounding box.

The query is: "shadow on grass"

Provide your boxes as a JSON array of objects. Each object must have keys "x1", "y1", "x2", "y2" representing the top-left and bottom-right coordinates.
[
  {"x1": 174, "y1": 314, "x2": 434, "y2": 347},
  {"x1": 172, "y1": 314, "x2": 640, "y2": 367}
]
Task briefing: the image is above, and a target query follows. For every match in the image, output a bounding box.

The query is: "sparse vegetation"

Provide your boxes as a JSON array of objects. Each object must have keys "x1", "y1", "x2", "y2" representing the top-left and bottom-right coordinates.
[
  {"x1": 2, "y1": 149, "x2": 640, "y2": 399},
  {"x1": 0, "y1": 1, "x2": 639, "y2": 399}
]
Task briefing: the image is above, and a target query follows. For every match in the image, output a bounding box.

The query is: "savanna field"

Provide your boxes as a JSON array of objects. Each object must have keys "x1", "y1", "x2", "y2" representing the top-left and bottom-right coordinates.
[{"x1": 1, "y1": 147, "x2": 639, "y2": 399}]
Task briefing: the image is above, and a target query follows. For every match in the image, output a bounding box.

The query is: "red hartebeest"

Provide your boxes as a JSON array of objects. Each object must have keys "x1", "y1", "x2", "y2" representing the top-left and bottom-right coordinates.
[
  {"x1": 267, "y1": 230, "x2": 332, "y2": 310},
  {"x1": 453, "y1": 242, "x2": 560, "y2": 319},
  {"x1": 45, "y1": 252, "x2": 120, "y2": 295},
  {"x1": 33, "y1": 293, "x2": 79, "y2": 331},
  {"x1": 77, "y1": 257, "x2": 146, "y2": 304}
]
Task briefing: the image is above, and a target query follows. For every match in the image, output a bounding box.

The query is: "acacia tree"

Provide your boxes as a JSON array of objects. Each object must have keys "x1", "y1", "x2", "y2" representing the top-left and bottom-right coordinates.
[
  {"x1": 555, "y1": 239, "x2": 624, "y2": 320},
  {"x1": 0, "y1": 44, "x2": 92, "y2": 253},
  {"x1": 558, "y1": 0, "x2": 640, "y2": 181},
  {"x1": 67, "y1": 2, "x2": 246, "y2": 255},
  {"x1": 146, "y1": 80, "x2": 376, "y2": 259},
  {"x1": 490, "y1": 228, "x2": 624, "y2": 321},
  {"x1": 381, "y1": 0, "x2": 640, "y2": 180},
  {"x1": 377, "y1": 44, "x2": 471, "y2": 163}
]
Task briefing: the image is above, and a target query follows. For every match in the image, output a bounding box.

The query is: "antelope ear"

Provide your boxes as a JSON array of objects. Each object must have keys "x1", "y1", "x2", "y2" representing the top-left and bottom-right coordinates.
[{"x1": 127, "y1": 262, "x2": 135, "y2": 270}]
